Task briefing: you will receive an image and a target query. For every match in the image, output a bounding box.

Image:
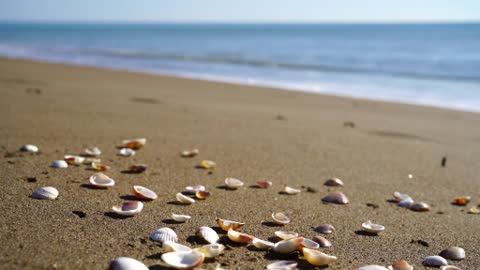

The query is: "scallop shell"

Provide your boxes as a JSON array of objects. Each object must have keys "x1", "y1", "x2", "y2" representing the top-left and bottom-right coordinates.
[
  {"x1": 176, "y1": 193, "x2": 195, "y2": 205},
  {"x1": 266, "y1": 261, "x2": 298, "y2": 270},
  {"x1": 324, "y1": 178, "x2": 344, "y2": 187},
  {"x1": 313, "y1": 236, "x2": 332, "y2": 248},
  {"x1": 118, "y1": 148, "x2": 136, "y2": 157},
  {"x1": 423, "y1": 255, "x2": 448, "y2": 267},
  {"x1": 361, "y1": 220, "x2": 385, "y2": 234},
  {"x1": 195, "y1": 190, "x2": 210, "y2": 199},
  {"x1": 194, "y1": 244, "x2": 225, "y2": 258},
  {"x1": 89, "y1": 173, "x2": 115, "y2": 188},
  {"x1": 163, "y1": 241, "x2": 192, "y2": 252},
  {"x1": 200, "y1": 160, "x2": 216, "y2": 169},
  {"x1": 122, "y1": 138, "x2": 146, "y2": 150},
  {"x1": 184, "y1": 185, "x2": 205, "y2": 194},
  {"x1": 161, "y1": 250, "x2": 205, "y2": 270},
  {"x1": 64, "y1": 155, "x2": 85, "y2": 165},
  {"x1": 225, "y1": 177, "x2": 244, "y2": 189},
  {"x1": 387, "y1": 260, "x2": 413, "y2": 270},
  {"x1": 393, "y1": 191, "x2": 411, "y2": 202},
  {"x1": 20, "y1": 144, "x2": 39, "y2": 153},
  {"x1": 109, "y1": 257, "x2": 149, "y2": 270},
  {"x1": 84, "y1": 147, "x2": 101, "y2": 157},
  {"x1": 272, "y1": 212, "x2": 290, "y2": 225},
  {"x1": 410, "y1": 202, "x2": 431, "y2": 212},
  {"x1": 172, "y1": 213, "x2": 191, "y2": 222},
  {"x1": 151, "y1": 227, "x2": 178, "y2": 243},
  {"x1": 128, "y1": 164, "x2": 147, "y2": 173},
  {"x1": 51, "y1": 160, "x2": 68, "y2": 169},
  {"x1": 132, "y1": 185, "x2": 157, "y2": 200},
  {"x1": 91, "y1": 162, "x2": 110, "y2": 171},
  {"x1": 315, "y1": 224, "x2": 335, "y2": 234},
  {"x1": 284, "y1": 186, "x2": 301, "y2": 195},
  {"x1": 357, "y1": 266, "x2": 390, "y2": 270},
  {"x1": 302, "y1": 247, "x2": 337, "y2": 266},
  {"x1": 453, "y1": 196, "x2": 470, "y2": 206},
  {"x1": 196, "y1": 226, "x2": 219, "y2": 244},
  {"x1": 112, "y1": 201, "x2": 144, "y2": 216},
  {"x1": 257, "y1": 180, "x2": 273, "y2": 188},
  {"x1": 227, "y1": 229, "x2": 254, "y2": 244},
  {"x1": 439, "y1": 247, "x2": 465, "y2": 260},
  {"x1": 322, "y1": 191, "x2": 349, "y2": 204},
  {"x1": 181, "y1": 149, "x2": 199, "y2": 157},
  {"x1": 440, "y1": 266, "x2": 463, "y2": 270},
  {"x1": 252, "y1": 238, "x2": 275, "y2": 250},
  {"x1": 32, "y1": 186, "x2": 59, "y2": 200},
  {"x1": 275, "y1": 231, "x2": 299, "y2": 240},
  {"x1": 216, "y1": 218, "x2": 245, "y2": 231},
  {"x1": 397, "y1": 197, "x2": 414, "y2": 208},
  {"x1": 273, "y1": 237, "x2": 304, "y2": 254},
  {"x1": 300, "y1": 238, "x2": 320, "y2": 249}
]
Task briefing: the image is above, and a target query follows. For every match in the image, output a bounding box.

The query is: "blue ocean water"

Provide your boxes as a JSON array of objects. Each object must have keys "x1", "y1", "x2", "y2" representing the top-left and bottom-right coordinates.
[{"x1": 0, "y1": 23, "x2": 479, "y2": 112}]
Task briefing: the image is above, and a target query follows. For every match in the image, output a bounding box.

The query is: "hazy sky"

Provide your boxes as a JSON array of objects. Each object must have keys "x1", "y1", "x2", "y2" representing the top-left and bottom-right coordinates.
[{"x1": 1, "y1": 0, "x2": 479, "y2": 23}]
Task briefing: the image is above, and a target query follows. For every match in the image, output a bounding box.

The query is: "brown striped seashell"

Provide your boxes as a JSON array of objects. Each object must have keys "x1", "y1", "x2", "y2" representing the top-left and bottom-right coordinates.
[{"x1": 122, "y1": 138, "x2": 146, "y2": 150}]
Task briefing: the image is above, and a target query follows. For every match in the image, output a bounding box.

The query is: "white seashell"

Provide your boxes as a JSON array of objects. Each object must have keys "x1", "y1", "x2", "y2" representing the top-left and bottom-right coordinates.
[
  {"x1": 181, "y1": 149, "x2": 199, "y2": 157},
  {"x1": 84, "y1": 147, "x2": 101, "y2": 157},
  {"x1": 132, "y1": 185, "x2": 157, "y2": 200},
  {"x1": 32, "y1": 186, "x2": 59, "y2": 200},
  {"x1": 315, "y1": 224, "x2": 335, "y2": 234},
  {"x1": 300, "y1": 238, "x2": 320, "y2": 249},
  {"x1": 423, "y1": 256, "x2": 448, "y2": 267},
  {"x1": 439, "y1": 246, "x2": 465, "y2": 260},
  {"x1": 284, "y1": 186, "x2": 301, "y2": 194},
  {"x1": 387, "y1": 260, "x2": 413, "y2": 270},
  {"x1": 393, "y1": 191, "x2": 411, "y2": 202},
  {"x1": 322, "y1": 191, "x2": 349, "y2": 204},
  {"x1": 410, "y1": 202, "x2": 431, "y2": 212},
  {"x1": 51, "y1": 160, "x2": 68, "y2": 169},
  {"x1": 275, "y1": 231, "x2": 299, "y2": 240},
  {"x1": 20, "y1": 144, "x2": 39, "y2": 153},
  {"x1": 273, "y1": 237, "x2": 304, "y2": 254},
  {"x1": 64, "y1": 155, "x2": 85, "y2": 165},
  {"x1": 227, "y1": 229, "x2": 254, "y2": 244},
  {"x1": 324, "y1": 178, "x2": 344, "y2": 187},
  {"x1": 118, "y1": 148, "x2": 136, "y2": 157},
  {"x1": 111, "y1": 201, "x2": 143, "y2": 216},
  {"x1": 176, "y1": 193, "x2": 195, "y2": 205},
  {"x1": 163, "y1": 241, "x2": 192, "y2": 252},
  {"x1": 302, "y1": 247, "x2": 337, "y2": 266},
  {"x1": 272, "y1": 212, "x2": 290, "y2": 225},
  {"x1": 151, "y1": 227, "x2": 178, "y2": 243},
  {"x1": 184, "y1": 185, "x2": 205, "y2": 194},
  {"x1": 397, "y1": 197, "x2": 414, "y2": 208},
  {"x1": 252, "y1": 238, "x2": 275, "y2": 250},
  {"x1": 266, "y1": 261, "x2": 298, "y2": 270},
  {"x1": 194, "y1": 244, "x2": 225, "y2": 258},
  {"x1": 109, "y1": 257, "x2": 149, "y2": 270},
  {"x1": 171, "y1": 213, "x2": 191, "y2": 222},
  {"x1": 361, "y1": 220, "x2": 385, "y2": 234},
  {"x1": 196, "y1": 226, "x2": 219, "y2": 244},
  {"x1": 89, "y1": 173, "x2": 115, "y2": 188},
  {"x1": 161, "y1": 250, "x2": 205, "y2": 269},
  {"x1": 313, "y1": 236, "x2": 332, "y2": 248},
  {"x1": 122, "y1": 138, "x2": 146, "y2": 150},
  {"x1": 216, "y1": 218, "x2": 245, "y2": 231},
  {"x1": 440, "y1": 266, "x2": 463, "y2": 270},
  {"x1": 357, "y1": 266, "x2": 390, "y2": 270},
  {"x1": 83, "y1": 157, "x2": 101, "y2": 165},
  {"x1": 225, "y1": 177, "x2": 244, "y2": 189}
]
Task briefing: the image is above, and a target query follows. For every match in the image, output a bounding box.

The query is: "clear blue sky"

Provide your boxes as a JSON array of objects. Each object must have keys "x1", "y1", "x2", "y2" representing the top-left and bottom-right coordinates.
[{"x1": 1, "y1": 0, "x2": 479, "y2": 23}]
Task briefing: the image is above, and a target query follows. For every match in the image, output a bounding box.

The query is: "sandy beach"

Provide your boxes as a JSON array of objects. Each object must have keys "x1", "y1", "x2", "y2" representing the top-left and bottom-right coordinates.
[{"x1": 0, "y1": 57, "x2": 479, "y2": 269}]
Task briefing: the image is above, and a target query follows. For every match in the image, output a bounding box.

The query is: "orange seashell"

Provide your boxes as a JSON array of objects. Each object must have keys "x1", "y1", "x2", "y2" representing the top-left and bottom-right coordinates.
[
  {"x1": 195, "y1": 190, "x2": 211, "y2": 200},
  {"x1": 453, "y1": 196, "x2": 471, "y2": 206}
]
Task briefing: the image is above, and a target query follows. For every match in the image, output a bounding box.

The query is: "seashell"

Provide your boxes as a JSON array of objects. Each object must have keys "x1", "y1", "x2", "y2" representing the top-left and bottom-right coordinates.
[
  {"x1": 51, "y1": 160, "x2": 68, "y2": 169},
  {"x1": 453, "y1": 196, "x2": 470, "y2": 206},
  {"x1": 84, "y1": 147, "x2": 101, "y2": 157},
  {"x1": 83, "y1": 157, "x2": 101, "y2": 165},
  {"x1": 171, "y1": 213, "x2": 191, "y2": 222},
  {"x1": 216, "y1": 218, "x2": 245, "y2": 231},
  {"x1": 440, "y1": 266, "x2": 463, "y2": 270},
  {"x1": 313, "y1": 236, "x2": 332, "y2": 248},
  {"x1": 357, "y1": 266, "x2": 390, "y2": 270},
  {"x1": 410, "y1": 202, "x2": 431, "y2": 212},
  {"x1": 273, "y1": 237, "x2": 304, "y2": 254},
  {"x1": 398, "y1": 197, "x2": 414, "y2": 208},
  {"x1": 439, "y1": 246, "x2": 465, "y2": 260},
  {"x1": 163, "y1": 241, "x2": 192, "y2": 252},
  {"x1": 300, "y1": 238, "x2": 320, "y2": 249},
  {"x1": 315, "y1": 224, "x2": 335, "y2": 234},
  {"x1": 393, "y1": 191, "x2": 411, "y2": 202},
  {"x1": 302, "y1": 247, "x2": 337, "y2": 266},
  {"x1": 257, "y1": 180, "x2": 273, "y2": 188},
  {"x1": 176, "y1": 193, "x2": 195, "y2": 205},
  {"x1": 266, "y1": 261, "x2": 298, "y2": 270},
  {"x1": 200, "y1": 160, "x2": 216, "y2": 169},
  {"x1": 91, "y1": 162, "x2": 110, "y2": 171},
  {"x1": 324, "y1": 178, "x2": 344, "y2": 187},
  {"x1": 151, "y1": 227, "x2": 178, "y2": 243},
  {"x1": 128, "y1": 164, "x2": 147, "y2": 173},
  {"x1": 272, "y1": 212, "x2": 290, "y2": 225},
  {"x1": 184, "y1": 185, "x2": 205, "y2": 194},
  {"x1": 196, "y1": 226, "x2": 219, "y2": 244},
  {"x1": 109, "y1": 257, "x2": 148, "y2": 270},
  {"x1": 252, "y1": 238, "x2": 275, "y2": 250},
  {"x1": 284, "y1": 186, "x2": 301, "y2": 195},
  {"x1": 322, "y1": 191, "x2": 349, "y2": 204},
  {"x1": 194, "y1": 243, "x2": 225, "y2": 258},
  {"x1": 118, "y1": 148, "x2": 136, "y2": 157},
  {"x1": 225, "y1": 177, "x2": 244, "y2": 189},
  {"x1": 32, "y1": 186, "x2": 59, "y2": 200},
  {"x1": 122, "y1": 138, "x2": 146, "y2": 150},
  {"x1": 181, "y1": 149, "x2": 199, "y2": 158},
  {"x1": 20, "y1": 144, "x2": 39, "y2": 153},
  {"x1": 64, "y1": 155, "x2": 85, "y2": 165},
  {"x1": 132, "y1": 185, "x2": 157, "y2": 200},
  {"x1": 89, "y1": 173, "x2": 115, "y2": 188},
  {"x1": 387, "y1": 260, "x2": 413, "y2": 270},
  {"x1": 423, "y1": 255, "x2": 448, "y2": 267},
  {"x1": 361, "y1": 220, "x2": 385, "y2": 234},
  {"x1": 195, "y1": 190, "x2": 210, "y2": 199},
  {"x1": 468, "y1": 207, "x2": 479, "y2": 214},
  {"x1": 275, "y1": 231, "x2": 299, "y2": 240},
  {"x1": 227, "y1": 229, "x2": 254, "y2": 244},
  {"x1": 112, "y1": 201, "x2": 143, "y2": 216},
  {"x1": 161, "y1": 250, "x2": 205, "y2": 270}
]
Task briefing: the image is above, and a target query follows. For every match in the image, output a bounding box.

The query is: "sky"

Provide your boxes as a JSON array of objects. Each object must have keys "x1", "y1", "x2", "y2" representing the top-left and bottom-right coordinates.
[{"x1": 0, "y1": 0, "x2": 479, "y2": 23}]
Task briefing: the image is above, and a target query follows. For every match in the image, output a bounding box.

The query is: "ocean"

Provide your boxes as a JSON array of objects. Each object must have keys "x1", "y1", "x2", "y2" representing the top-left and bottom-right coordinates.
[{"x1": 0, "y1": 23, "x2": 479, "y2": 112}]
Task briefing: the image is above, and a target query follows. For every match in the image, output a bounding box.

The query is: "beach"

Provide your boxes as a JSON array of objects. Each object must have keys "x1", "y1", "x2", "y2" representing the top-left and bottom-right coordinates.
[{"x1": 0, "y1": 57, "x2": 479, "y2": 269}]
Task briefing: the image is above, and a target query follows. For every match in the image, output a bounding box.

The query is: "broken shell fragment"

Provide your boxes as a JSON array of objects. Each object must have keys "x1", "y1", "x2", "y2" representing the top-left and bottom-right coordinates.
[
  {"x1": 83, "y1": 157, "x2": 101, "y2": 165},
  {"x1": 163, "y1": 241, "x2": 192, "y2": 253},
  {"x1": 128, "y1": 164, "x2": 147, "y2": 173},
  {"x1": 273, "y1": 237, "x2": 304, "y2": 254},
  {"x1": 468, "y1": 207, "x2": 479, "y2": 214},
  {"x1": 194, "y1": 244, "x2": 225, "y2": 258},
  {"x1": 257, "y1": 180, "x2": 273, "y2": 188},
  {"x1": 410, "y1": 202, "x2": 431, "y2": 212},
  {"x1": 453, "y1": 196, "x2": 471, "y2": 206},
  {"x1": 171, "y1": 213, "x2": 191, "y2": 222},
  {"x1": 176, "y1": 193, "x2": 195, "y2": 205},
  {"x1": 161, "y1": 250, "x2": 205, "y2": 270},
  {"x1": 266, "y1": 261, "x2": 298, "y2": 270},
  {"x1": 313, "y1": 236, "x2": 332, "y2": 248},
  {"x1": 84, "y1": 147, "x2": 101, "y2": 157},
  {"x1": 300, "y1": 238, "x2": 320, "y2": 250},
  {"x1": 196, "y1": 226, "x2": 219, "y2": 244},
  {"x1": 322, "y1": 191, "x2": 349, "y2": 204},
  {"x1": 109, "y1": 257, "x2": 149, "y2": 270},
  {"x1": 284, "y1": 186, "x2": 301, "y2": 195},
  {"x1": 64, "y1": 155, "x2": 85, "y2": 165},
  {"x1": 200, "y1": 160, "x2": 216, "y2": 169},
  {"x1": 398, "y1": 197, "x2": 414, "y2": 208},
  {"x1": 181, "y1": 149, "x2": 199, "y2": 158},
  {"x1": 361, "y1": 220, "x2": 385, "y2": 234},
  {"x1": 357, "y1": 266, "x2": 390, "y2": 270},
  {"x1": 272, "y1": 212, "x2": 290, "y2": 225},
  {"x1": 51, "y1": 160, "x2": 68, "y2": 169},
  {"x1": 184, "y1": 185, "x2": 205, "y2": 194},
  {"x1": 20, "y1": 144, "x2": 39, "y2": 153},
  {"x1": 225, "y1": 177, "x2": 244, "y2": 189},
  {"x1": 112, "y1": 201, "x2": 144, "y2": 216},
  {"x1": 122, "y1": 138, "x2": 146, "y2": 150},
  {"x1": 150, "y1": 227, "x2": 178, "y2": 243},
  {"x1": 302, "y1": 247, "x2": 337, "y2": 266},
  {"x1": 195, "y1": 190, "x2": 210, "y2": 199},
  {"x1": 423, "y1": 256, "x2": 448, "y2": 267},
  {"x1": 91, "y1": 162, "x2": 110, "y2": 171},
  {"x1": 227, "y1": 229, "x2": 254, "y2": 244},
  {"x1": 439, "y1": 247, "x2": 465, "y2": 260},
  {"x1": 32, "y1": 186, "x2": 59, "y2": 200},
  {"x1": 89, "y1": 173, "x2": 115, "y2": 188},
  {"x1": 132, "y1": 185, "x2": 157, "y2": 200},
  {"x1": 315, "y1": 224, "x2": 335, "y2": 234},
  {"x1": 216, "y1": 218, "x2": 245, "y2": 231},
  {"x1": 324, "y1": 178, "x2": 344, "y2": 187},
  {"x1": 387, "y1": 260, "x2": 413, "y2": 270},
  {"x1": 252, "y1": 238, "x2": 274, "y2": 250},
  {"x1": 119, "y1": 148, "x2": 136, "y2": 157},
  {"x1": 275, "y1": 231, "x2": 299, "y2": 240}
]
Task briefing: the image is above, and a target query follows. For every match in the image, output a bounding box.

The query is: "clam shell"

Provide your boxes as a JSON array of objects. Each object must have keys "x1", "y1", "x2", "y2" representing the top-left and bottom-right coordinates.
[
  {"x1": 151, "y1": 227, "x2": 178, "y2": 243},
  {"x1": 313, "y1": 236, "x2": 332, "y2": 247},
  {"x1": 109, "y1": 257, "x2": 149, "y2": 270},
  {"x1": 119, "y1": 148, "x2": 136, "y2": 157},
  {"x1": 275, "y1": 231, "x2": 299, "y2": 240},
  {"x1": 315, "y1": 224, "x2": 335, "y2": 234},
  {"x1": 20, "y1": 144, "x2": 39, "y2": 153},
  {"x1": 89, "y1": 173, "x2": 115, "y2": 188},
  {"x1": 266, "y1": 261, "x2": 298, "y2": 270},
  {"x1": 273, "y1": 237, "x2": 304, "y2": 254},
  {"x1": 322, "y1": 191, "x2": 349, "y2": 204},
  {"x1": 284, "y1": 186, "x2": 301, "y2": 195},
  {"x1": 357, "y1": 266, "x2": 390, "y2": 270},
  {"x1": 181, "y1": 149, "x2": 199, "y2": 157},
  {"x1": 200, "y1": 160, "x2": 216, "y2": 169},
  {"x1": 172, "y1": 213, "x2": 191, "y2": 222},
  {"x1": 184, "y1": 185, "x2": 205, "y2": 194},
  {"x1": 122, "y1": 138, "x2": 146, "y2": 150},
  {"x1": 128, "y1": 164, "x2": 147, "y2": 173},
  {"x1": 32, "y1": 186, "x2": 59, "y2": 200},
  {"x1": 423, "y1": 255, "x2": 448, "y2": 267},
  {"x1": 361, "y1": 220, "x2": 385, "y2": 234},
  {"x1": 225, "y1": 177, "x2": 244, "y2": 189},
  {"x1": 439, "y1": 246, "x2": 465, "y2": 260},
  {"x1": 393, "y1": 191, "x2": 411, "y2": 202},
  {"x1": 194, "y1": 244, "x2": 225, "y2": 258},
  {"x1": 227, "y1": 229, "x2": 254, "y2": 244},
  {"x1": 216, "y1": 218, "x2": 245, "y2": 231},
  {"x1": 440, "y1": 266, "x2": 463, "y2": 270},
  {"x1": 252, "y1": 238, "x2": 275, "y2": 250},
  {"x1": 84, "y1": 147, "x2": 101, "y2": 157},
  {"x1": 176, "y1": 193, "x2": 195, "y2": 205},
  {"x1": 397, "y1": 197, "x2": 414, "y2": 208},
  {"x1": 410, "y1": 202, "x2": 431, "y2": 212},
  {"x1": 387, "y1": 260, "x2": 413, "y2": 270},
  {"x1": 302, "y1": 247, "x2": 337, "y2": 266},
  {"x1": 196, "y1": 226, "x2": 219, "y2": 244},
  {"x1": 64, "y1": 155, "x2": 85, "y2": 165},
  {"x1": 161, "y1": 250, "x2": 205, "y2": 270},
  {"x1": 91, "y1": 162, "x2": 110, "y2": 171},
  {"x1": 51, "y1": 160, "x2": 68, "y2": 169},
  {"x1": 195, "y1": 190, "x2": 210, "y2": 199},
  {"x1": 324, "y1": 178, "x2": 344, "y2": 187},
  {"x1": 112, "y1": 201, "x2": 144, "y2": 216},
  {"x1": 257, "y1": 180, "x2": 273, "y2": 188},
  {"x1": 163, "y1": 241, "x2": 192, "y2": 252},
  {"x1": 300, "y1": 238, "x2": 320, "y2": 249},
  {"x1": 272, "y1": 212, "x2": 290, "y2": 225},
  {"x1": 132, "y1": 185, "x2": 157, "y2": 200}
]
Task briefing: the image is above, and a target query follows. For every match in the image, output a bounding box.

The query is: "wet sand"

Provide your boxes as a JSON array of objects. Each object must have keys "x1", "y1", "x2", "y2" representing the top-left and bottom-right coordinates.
[{"x1": 0, "y1": 57, "x2": 479, "y2": 270}]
